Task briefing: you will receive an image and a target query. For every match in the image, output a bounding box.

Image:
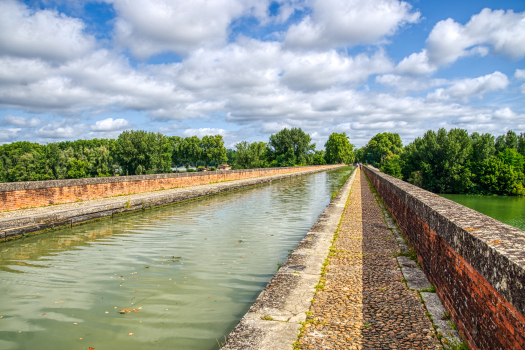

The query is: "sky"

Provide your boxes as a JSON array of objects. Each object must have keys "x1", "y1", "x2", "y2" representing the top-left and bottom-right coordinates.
[{"x1": 0, "y1": 0, "x2": 524, "y2": 149}]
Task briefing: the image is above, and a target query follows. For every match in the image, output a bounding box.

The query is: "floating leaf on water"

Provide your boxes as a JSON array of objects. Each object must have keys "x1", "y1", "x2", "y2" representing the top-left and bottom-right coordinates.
[
  {"x1": 237, "y1": 240, "x2": 244, "y2": 243},
  {"x1": 89, "y1": 347, "x2": 94, "y2": 350},
  {"x1": 129, "y1": 333, "x2": 133, "y2": 336}
]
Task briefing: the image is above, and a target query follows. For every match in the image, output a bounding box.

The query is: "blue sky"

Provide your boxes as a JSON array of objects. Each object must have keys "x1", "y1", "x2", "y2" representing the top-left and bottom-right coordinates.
[{"x1": 0, "y1": 0, "x2": 524, "y2": 148}]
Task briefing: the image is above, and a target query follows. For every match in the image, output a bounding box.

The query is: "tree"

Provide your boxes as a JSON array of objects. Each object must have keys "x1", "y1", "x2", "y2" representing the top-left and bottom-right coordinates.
[
  {"x1": 324, "y1": 132, "x2": 355, "y2": 164},
  {"x1": 362, "y1": 132, "x2": 403, "y2": 166},
  {"x1": 200, "y1": 134, "x2": 227, "y2": 168},
  {"x1": 114, "y1": 130, "x2": 172, "y2": 175},
  {"x1": 233, "y1": 141, "x2": 269, "y2": 169},
  {"x1": 267, "y1": 128, "x2": 315, "y2": 166},
  {"x1": 380, "y1": 154, "x2": 402, "y2": 179},
  {"x1": 180, "y1": 136, "x2": 201, "y2": 168}
]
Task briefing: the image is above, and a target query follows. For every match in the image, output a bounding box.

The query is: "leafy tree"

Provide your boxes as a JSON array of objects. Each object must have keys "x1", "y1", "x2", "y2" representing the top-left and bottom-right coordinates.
[
  {"x1": 499, "y1": 148, "x2": 525, "y2": 171},
  {"x1": 324, "y1": 132, "x2": 355, "y2": 164},
  {"x1": 470, "y1": 132, "x2": 495, "y2": 163},
  {"x1": 362, "y1": 132, "x2": 402, "y2": 166},
  {"x1": 380, "y1": 154, "x2": 402, "y2": 179},
  {"x1": 200, "y1": 135, "x2": 227, "y2": 168},
  {"x1": 267, "y1": 128, "x2": 315, "y2": 166},
  {"x1": 495, "y1": 130, "x2": 518, "y2": 153},
  {"x1": 311, "y1": 150, "x2": 327, "y2": 165},
  {"x1": 233, "y1": 141, "x2": 269, "y2": 169},
  {"x1": 474, "y1": 156, "x2": 525, "y2": 195},
  {"x1": 180, "y1": 136, "x2": 201, "y2": 168},
  {"x1": 114, "y1": 130, "x2": 172, "y2": 175}
]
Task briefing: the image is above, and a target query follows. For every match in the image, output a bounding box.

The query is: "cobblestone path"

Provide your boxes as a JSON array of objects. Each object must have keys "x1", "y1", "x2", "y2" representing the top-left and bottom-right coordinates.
[{"x1": 296, "y1": 170, "x2": 440, "y2": 350}]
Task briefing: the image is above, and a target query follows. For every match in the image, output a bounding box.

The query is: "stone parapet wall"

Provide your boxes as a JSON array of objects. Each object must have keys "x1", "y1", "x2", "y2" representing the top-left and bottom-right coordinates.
[
  {"x1": 0, "y1": 165, "x2": 337, "y2": 211},
  {"x1": 363, "y1": 166, "x2": 525, "y2": 350}
]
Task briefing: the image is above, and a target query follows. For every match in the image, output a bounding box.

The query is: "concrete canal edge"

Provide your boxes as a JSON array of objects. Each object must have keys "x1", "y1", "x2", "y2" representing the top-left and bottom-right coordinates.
[
  {"x1": 221, "y1": 167, "x2": 357, "y2": 350},
  {"x1": 0, "y1": 165, "x2": 342, "y2": 242}
]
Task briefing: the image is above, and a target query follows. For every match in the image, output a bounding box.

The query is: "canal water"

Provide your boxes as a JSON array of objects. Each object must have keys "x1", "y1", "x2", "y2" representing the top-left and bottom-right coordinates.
[
  {"x1": 440, "y1": 194, "x2": 525, "y2": 231},
  {"x1": 0, "y1": 166, "x2": 353, "y2": 350}
]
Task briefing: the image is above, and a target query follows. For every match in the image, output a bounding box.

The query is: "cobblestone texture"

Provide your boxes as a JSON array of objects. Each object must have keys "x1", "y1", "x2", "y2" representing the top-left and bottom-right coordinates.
[{"x1": 296, "y1": 170, "x2": 439, "y2": 350}]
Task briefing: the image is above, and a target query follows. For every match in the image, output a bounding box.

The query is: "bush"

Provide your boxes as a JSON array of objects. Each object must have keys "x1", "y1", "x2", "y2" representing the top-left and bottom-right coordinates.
[
  {"x1": 210, "y1": 167, "x2": 216, "y2": 171},
  {"x1": 187, "y1": 168, "x2": 196, "y2": 172}
]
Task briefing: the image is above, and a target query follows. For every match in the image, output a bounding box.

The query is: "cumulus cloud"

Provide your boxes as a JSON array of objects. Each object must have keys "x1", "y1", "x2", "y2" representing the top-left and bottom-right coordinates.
[
  {"x1": 426, "y1": 71, "x2": 509, "y2": 102},
  {"x1": 90, "y1": 118, "x2": 130, "y2": 132},
  {"x1": 36, "y1": 122, "x2": 87, "y2": 139},
  {"x1": 0, "y1": 128, "x2": 21, "y2": 143},
  {"x1": 285, "y1": 0, "x2": 420, "y2": 50},
  {"x1": 0, "y1": 0, "x2": 95, "y2": 61},
  {"x1": 181, "y1": 128, "x2": 229, "y2": 138},
  {"x1": 281, "y1": 50, "x2": 393, "y2": 91},
  {"x1": 515, "y1": 69, "x2": 525, "y2": 80},
  {"x1": 375, "y1": 74, "x2": 449, "y2": 91},
  {"x1": 111, "y1": 0, "x2": 269, "y2": 59},
  {"x1": 398, "y1": 9, "x2": 525, "y2": 74},
  {"x1": 1, "y1": 115, "x2": 40, "y2": 127}
]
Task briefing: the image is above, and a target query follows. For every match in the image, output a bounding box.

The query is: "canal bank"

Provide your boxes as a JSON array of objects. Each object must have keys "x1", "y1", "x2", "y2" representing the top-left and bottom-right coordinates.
[
  {"x1": 0, "y1": 165, "x2": 341, "y2": 242},
  {"x1": 0, "y1": 166, "x2": 354, "y2": 350},
  {"x1": 222, "y1": 167, "x2": 357, "y2": 349}
]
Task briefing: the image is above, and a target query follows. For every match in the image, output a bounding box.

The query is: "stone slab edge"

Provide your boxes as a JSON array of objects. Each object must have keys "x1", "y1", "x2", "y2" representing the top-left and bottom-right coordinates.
[
  {"x1": 0, "y1": 166, "x2": 342, "y2": 241},
  {"x1": 364, "y1": 165, "x2": 525, "y2": 318},
  {"x1": 221, "y1": 167, "x2": 357, "y2": 350}
]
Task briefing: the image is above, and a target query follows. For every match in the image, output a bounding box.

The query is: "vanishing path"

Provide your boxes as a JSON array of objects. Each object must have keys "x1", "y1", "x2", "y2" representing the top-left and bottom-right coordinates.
[{"x1": 296, "y1": 170, "x2": 440, "y2": 350}]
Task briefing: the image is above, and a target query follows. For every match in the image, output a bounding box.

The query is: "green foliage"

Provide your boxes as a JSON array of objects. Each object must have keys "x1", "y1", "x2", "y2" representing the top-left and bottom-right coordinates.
[
  {"x1": 362, "y1": 132, "x2": 403, "y2": 166},
  {"x1": 115, "y1": 130, "x2": 172, "y2": 175},
  {"x1": 324, "y1": 132, "x2": 355, "y2": 164},
  {"x1": 380, "y1": 154, "x2": 402, "y2": 179},
  {"x1": 233, "y1": 141, "x2": 269, "y2": 169},
  {"x1": 370, "y1": 128, "x2": 525, "y2": 196},
  {"x1": 267, "y1": 127, "x2": 316, "y2": 166}
]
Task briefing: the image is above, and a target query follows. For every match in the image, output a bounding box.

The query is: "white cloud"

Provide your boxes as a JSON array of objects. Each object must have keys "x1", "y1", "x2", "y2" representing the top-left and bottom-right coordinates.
[
  {"x1": 90, "y1": 118, "x2": 130, "y2": 132},
  {"x1": 515, "y1": 69, "x2": 525, "y2": 80},
  {"x1": 0, "y1": 128, "x2": 21, "y2": 143},
  {"x1": 376, "y1": 74, "x2": 449, "y2": 91},
  {"x1": 2, "y1": 115, "x2": 40, "y2": 127},
  {"x1": 426, "y1": 71, "x2": 509, "y2": 102},
  {"x1": 36, "y1": 122, "x2": 87, "y2": 139},
  {"x1": 181, "y1": 128, "x2": 229, "y2": 138},
  {"x1": 111, "y1": 0, "x2": 268, "y2": 59},
  {"x1": 285, "y1": 0, "x2": 420, "y2": 50},
  {"x1": 395, "y1": 50, "x2": 437, "y2": 75},
  {"x1": 281, "y1": 50, "x2": 393, "y2": 91},
  {"x1": 0, "y1": 0, "x2": 95, "y2": 61},
  {"x1": 398, "y1": 9, "x2": 525, "y2": 74}
]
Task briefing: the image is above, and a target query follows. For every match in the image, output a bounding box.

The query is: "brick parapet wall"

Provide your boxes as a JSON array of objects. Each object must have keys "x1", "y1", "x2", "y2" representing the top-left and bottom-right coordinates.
[
  {"x1": 363, "y1": 166, "x2": 525, "y2": 350},
  {"x1": 0, "y1": 165, "x2": 338, "y2": 211}
]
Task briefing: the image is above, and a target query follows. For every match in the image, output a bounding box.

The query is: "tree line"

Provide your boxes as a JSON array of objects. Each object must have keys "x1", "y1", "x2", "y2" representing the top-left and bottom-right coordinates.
[
  {"x1": 0, "y1": 128, "x2": 355, "y2": 182},
  {"x1": 356, "y1": 130, "x2": 525, "y2": 196}
]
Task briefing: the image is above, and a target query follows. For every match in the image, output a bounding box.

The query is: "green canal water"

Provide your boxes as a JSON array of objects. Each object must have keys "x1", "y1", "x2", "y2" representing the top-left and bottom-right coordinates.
[
  {"x1": 0, "y1": 167, "x2": 353, "y2": 350},
  {"x1": 440, "y1": 194, "x2": 525, "y2": 231}
]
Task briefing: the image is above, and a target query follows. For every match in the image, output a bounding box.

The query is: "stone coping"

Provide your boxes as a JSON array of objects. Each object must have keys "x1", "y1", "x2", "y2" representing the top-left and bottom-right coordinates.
[
  {"x1": 364, "y1": 165, "x2": 525, "y2": 317},
  {"x1": 222, "y1": 168, "x2": 357, "y2": 350},
  {"x1": 0, "y1": 165, "x2": 331, "y2": 192},
  {"x1": 0, "y1": 166, "x2": 342, "y2": 241}
]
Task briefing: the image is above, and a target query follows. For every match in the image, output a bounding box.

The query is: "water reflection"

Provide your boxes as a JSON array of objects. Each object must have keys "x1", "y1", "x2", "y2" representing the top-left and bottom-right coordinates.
[{"x1": 0, "y1": 167, "x2": 353, "y2": 350}]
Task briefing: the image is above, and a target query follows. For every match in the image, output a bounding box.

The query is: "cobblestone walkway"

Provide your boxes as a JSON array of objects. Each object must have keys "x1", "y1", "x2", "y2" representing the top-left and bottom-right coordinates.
[{"x1": 296, "y1": 170, "x2": 440, "y2": 350}]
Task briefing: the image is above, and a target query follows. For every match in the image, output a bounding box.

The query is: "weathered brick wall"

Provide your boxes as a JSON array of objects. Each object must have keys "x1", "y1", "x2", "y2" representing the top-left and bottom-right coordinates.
[
  {"x1": 0, "y1": 165, "x2": 338, "y2": 211},
  {"x1": 364, "y1": 166, "x2": 525, "y2": 350}
]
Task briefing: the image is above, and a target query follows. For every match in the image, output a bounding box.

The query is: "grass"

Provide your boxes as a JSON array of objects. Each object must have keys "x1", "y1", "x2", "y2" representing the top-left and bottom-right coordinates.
[
  {"x1": 261, "y1": 315, "x2": 274, "y2": 321},
  {"x1": 420, "y1": 285, "x2": 437, "y2": 293},
  {"x1": 276, "y1": 261, "x2": 283, "y2": 270},
  {"x1": 125, "y1": 200, "x2": 131, "y2": 208}
]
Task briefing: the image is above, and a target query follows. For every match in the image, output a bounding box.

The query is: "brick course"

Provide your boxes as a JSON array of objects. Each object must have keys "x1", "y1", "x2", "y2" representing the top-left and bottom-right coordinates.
[
  {"x1": 0, "y1": 165, "x2": 335, "y2": 211},
  {"x1": 364, "y1": 166, "x2": 525, "y2": 350}
]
